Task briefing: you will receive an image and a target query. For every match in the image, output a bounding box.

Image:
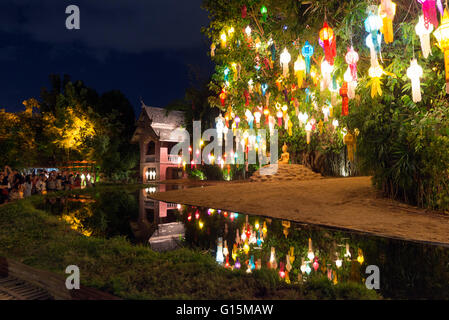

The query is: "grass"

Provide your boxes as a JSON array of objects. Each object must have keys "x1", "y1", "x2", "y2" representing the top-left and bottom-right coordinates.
[{"x1": 0, "y1": 187, "x2": 380, "y2": 300}]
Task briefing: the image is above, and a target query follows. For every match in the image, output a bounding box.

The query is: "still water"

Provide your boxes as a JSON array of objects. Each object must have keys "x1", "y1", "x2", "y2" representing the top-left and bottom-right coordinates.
[{"x1": 38, "y1": 184, "x2": 449, "y2": 299}]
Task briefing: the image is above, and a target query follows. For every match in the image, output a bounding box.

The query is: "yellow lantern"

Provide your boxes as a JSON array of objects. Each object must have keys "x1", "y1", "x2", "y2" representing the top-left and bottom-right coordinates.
[
  {"x1": 357, "y1": 248, "x2": 364, "y2": 264},
  {"x1": 220, "y1": 32, "x2": 227, "y2": 49},
  {"x1": 433, "y1": 9, "x2": 449, "y2": 94},
  {"x1": 378, "y1": 1, "x2": 396, "y2": 44},
  {"x1": 294, "y1": 55, "x2": 306, "y2": 88}
]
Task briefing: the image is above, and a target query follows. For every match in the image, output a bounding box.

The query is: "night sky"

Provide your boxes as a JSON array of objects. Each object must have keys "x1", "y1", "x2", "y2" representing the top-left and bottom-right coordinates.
[{"x1": 0, "y1": 0, "x2": 213, "y2": 116}]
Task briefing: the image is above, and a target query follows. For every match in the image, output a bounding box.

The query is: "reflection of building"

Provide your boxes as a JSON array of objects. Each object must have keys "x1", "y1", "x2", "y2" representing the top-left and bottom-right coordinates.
[
  {"x1": 137, "y1": 186, "x2": 184, "y2": 251},
  {"x1": 131, "y1": 102, "x2": 186, "y2": 182}
]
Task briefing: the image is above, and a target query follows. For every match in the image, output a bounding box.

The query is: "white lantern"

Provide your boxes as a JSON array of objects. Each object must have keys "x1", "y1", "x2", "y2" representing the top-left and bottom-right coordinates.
[
  {"x1": 320, "y1": 60, "x2": 334, "y2": 91},
  {"x1": 280, "y1": 48, "x2": 291, "y2": 77},
  {"x1": 415, "y1": 15, "x2": 433, "y2": 59},
  {"x1": 406, "y1": 58, "x2": 423, "y2": 103}
]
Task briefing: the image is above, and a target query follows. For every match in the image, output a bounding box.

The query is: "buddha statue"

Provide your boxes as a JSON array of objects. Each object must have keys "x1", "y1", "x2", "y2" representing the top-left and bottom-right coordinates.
[{"x1": 279, "y1": 143, "x2": 290, "y2": 164}]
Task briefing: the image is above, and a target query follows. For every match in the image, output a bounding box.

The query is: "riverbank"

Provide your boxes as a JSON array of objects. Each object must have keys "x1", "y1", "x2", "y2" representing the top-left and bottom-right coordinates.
[
  {"x1": 151, "y1": 176, "x2": 449, "y2": 245},
  {"x1": 0, "y1": 187, "x2": 378, "y2": 300}
]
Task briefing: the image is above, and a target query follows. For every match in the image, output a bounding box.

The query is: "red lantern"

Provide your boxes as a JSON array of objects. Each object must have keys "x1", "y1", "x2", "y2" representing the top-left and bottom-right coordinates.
[
  {"x1": 244, "y1": 90, "x2": 250, "y2": 106},
  {"x1": 340, "y1": 82, "x2": 349, "y2": 116},
  {"x1": 241, "y1": 5, "x2": 247, "y2": 18},
  {"x1": 263, "y1": 106, "x2": 269, "y2": 125},
  {"x1": 319, "y1": 22, "x2": 336, "y2": 65},
  {"x1": 219, "y1": 89, "x2": 226, "y2": 106}
]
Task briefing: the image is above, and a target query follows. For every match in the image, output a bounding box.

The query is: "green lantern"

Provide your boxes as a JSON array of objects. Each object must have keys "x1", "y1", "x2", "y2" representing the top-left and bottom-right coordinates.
[{"x1": 260, "y1": 6, "x2": 267, "y2": 21}]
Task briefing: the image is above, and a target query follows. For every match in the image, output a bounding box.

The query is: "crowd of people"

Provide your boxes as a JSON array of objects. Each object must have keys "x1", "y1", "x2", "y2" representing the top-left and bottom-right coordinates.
[{"x1": 0, "y1": 166, "x2": 96, "y2": 204}]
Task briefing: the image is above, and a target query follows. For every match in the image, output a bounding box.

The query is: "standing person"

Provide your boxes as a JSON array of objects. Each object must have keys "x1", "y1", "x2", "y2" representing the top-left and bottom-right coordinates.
[
  {"x1": 24, "y1": 175, "x2": 33, "y2": 198},
  {"x1": 35, "y1": 175, "x2": 47, "y2": 195}
]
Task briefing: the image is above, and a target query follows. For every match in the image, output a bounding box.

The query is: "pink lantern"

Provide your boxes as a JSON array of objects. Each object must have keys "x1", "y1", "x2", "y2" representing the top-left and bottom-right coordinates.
[
  {"x1": 417, "y1": 0, "x2": 439, "y2": 29},
  {"x1": 345, "y1": 46, "x2": 359, "y2": 81}
]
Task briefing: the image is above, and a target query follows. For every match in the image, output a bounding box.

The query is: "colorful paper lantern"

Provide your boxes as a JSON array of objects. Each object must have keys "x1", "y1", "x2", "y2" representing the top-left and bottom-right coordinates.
[
  {"x1": 365, "y1": 12, "x2": 383, "y2": 62},
  {"x1": 301, "y1": 41, "x2": 314, "y2": 74},
  {"x1": 319, "y1": 22, "x2": 336, "y2": 64},
  {"x1": 433, "y1": 9, "x2": 449, "y2": 93},
  {"x1": 307, "y1": 238, "x2": 314, "y2": 260},
  {"x1": 340, "y1": 82, "x2": 349, "y2": 115},
  {"x1": 210, "y1": 43, "x2": 216, "y2": 57},
  {"x1": 260, "y1": 5, "x2": 268, "y2": 21},
  {"x1": 379, "y1": 1, "x2": 396, "y2": 44},
  {"x1": 368, "y1": 63, "x2": 384, "y2": 98},
  {"x1": 416, "y1": 15, "x2": 434, "y2": 58},
  {"x1": 216, "y1": 237, "x2": 224, "y2": 264},
  {"x1": 417, "y1": 0, "x2": 439, "y2": 29},
  {"x1": 407, "y1": 59, "x2": 424, "y2": 102},
  {"x1": 305, "y1": 122, "x2": 312, "y2": 145},
  {"x1": 357, "y1": 248, "x2": 365, "y2": 264},
  {"x1": 220, "y1": 32, "x2": 227, "y2": 49},
  {"x1": 294, "y1": 55, "x2": 306, "y2": 88},
  {"x1": 280, "y1": 48, "x2": 291, "y2": 77}
]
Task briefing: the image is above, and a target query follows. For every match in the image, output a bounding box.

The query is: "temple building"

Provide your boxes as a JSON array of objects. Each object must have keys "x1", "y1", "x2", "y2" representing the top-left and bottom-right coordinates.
[{"x1": 131, "y1": 102, "x2": 186, "y2": 182}]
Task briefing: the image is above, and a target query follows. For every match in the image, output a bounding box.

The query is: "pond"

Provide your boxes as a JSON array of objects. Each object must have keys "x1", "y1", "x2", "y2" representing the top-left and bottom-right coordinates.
[{"x1": 38, "y1": 184, "x2": 449, "y2": 300}]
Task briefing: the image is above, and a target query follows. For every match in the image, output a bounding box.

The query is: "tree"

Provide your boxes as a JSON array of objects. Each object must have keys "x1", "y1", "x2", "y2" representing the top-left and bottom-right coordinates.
[{"x1": 202, "y1": 0, "x2": 449, "y2": 209}]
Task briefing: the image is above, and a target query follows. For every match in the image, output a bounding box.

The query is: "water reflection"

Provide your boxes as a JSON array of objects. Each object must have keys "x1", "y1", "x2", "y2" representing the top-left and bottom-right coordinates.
[{"x1": 40, "y1": 186, "x2": 449, "y2": 299}]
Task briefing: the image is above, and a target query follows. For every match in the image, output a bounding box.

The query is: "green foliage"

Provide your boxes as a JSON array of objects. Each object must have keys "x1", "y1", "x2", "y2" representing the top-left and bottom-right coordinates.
[
  {"x1": 202, "y1": 0, "x2": 449, "y2": 209},
  {"x1": 0, "y1": 74, "x2": 139, "y2": 181}
]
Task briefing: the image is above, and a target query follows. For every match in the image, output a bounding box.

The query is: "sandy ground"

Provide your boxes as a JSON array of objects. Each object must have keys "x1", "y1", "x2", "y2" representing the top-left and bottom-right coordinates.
[{"x1": 153, "y1": 176, "x2": 449, "y2": 245}]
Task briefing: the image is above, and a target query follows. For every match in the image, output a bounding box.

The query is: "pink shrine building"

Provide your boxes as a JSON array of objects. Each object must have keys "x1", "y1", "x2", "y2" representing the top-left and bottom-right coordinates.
[{"x1": 131, "y1": 102, "x2": 186, "y2": 182}]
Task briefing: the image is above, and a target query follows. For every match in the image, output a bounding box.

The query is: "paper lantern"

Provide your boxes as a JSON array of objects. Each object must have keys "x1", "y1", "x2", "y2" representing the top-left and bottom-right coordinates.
[
  {"x1": 220, "y1": 32, "x2": 227, "y2": 49},
  {"x1": 366, "y1": 34, "x2": 383, "y2": 68},
  {"x1": 210, "y1": 43, "x2": 215, "y2": 57},
  {"x1": 417, "y1": 0, "x2": 439, "y2": 29},
  {"x1": 344, "y1": 132, "x2": 355, "y2": 162},
  {"x1": 298, "y1": 111, "x2": 308, "y2": 126},
  {"x1": 301, "y1": 41, "x2": 314, "y2": 74},
  {"x1": 241, "y1": 5, "x2": 247, "y2": 18},
  {"x1": 357, "y1": 248, "x2": 365, "y2": 264},
  {"x1": 368, "y1": 63, "x2": 384, "y2": 97},
  {"x1": 313, "y1": 258, "x2": 319, "y2": 271},
  {"x1": 322, "y1": 105, "x2": 330, "y2": 122},
  {"x1": 270, "y1": 247, "x2": 277, "y2": 269},
  {"x1": 307, "y1": 238, "x2": 314, "y2": 260},
  {"x1": 234, "y1": 257, "x2": 241, "y2": 269},
  {"x1": 407, "y1": 59, "x2": 424, "y2": 102},
  {"x1": 433, "y1": 9, "x2": 449, "y2": 93},
  {"x1": 222, "y1": 240, "x2": 229, "y2": 257},
  {"x1": 379, "y1": 1, "x2": 396, "y2": 44},
  {"x1": 245, "y1": 109, "x2": 254, "y2": 129},
  {"x1": 216, "y1": 237, "x2": 224, "y2": 264},
  {"x1": 320, "y1": 60, "x2": 334, "y2": 91},
  {"x1": 319, "y1": 22, "x2": 336, "y2": 64},
  {"x1": 280, "y1": 48, "x2": 291, "y2": 77},
  {"x1": 245, "y1": 25, "x2": 252, "y2": 38},
  {"x1": 365, "y1": 12, "x2": 383, "y2": 65},
  {"x1": 289, "y1": 247, "x2": 295, "y2": 264},
  {"x1": 243, "y1": 241, "x2": 250, "y2": 255},
  {"x1": 294, "y1": 55, "x2": 306, "y2": 88},
  {"x1": 344, "y1": 243, "x2": 351, "y2": 258},
  {"x1": 332, "y1": 119, "x2": 339, "y2": 129},
  {"x1": 260, "y1": 5, "x2": 268, "y2": 21},
  {"x1": 219, "y1": 89, "x2": 226, "y2": 106},
  {"x1": 345, "y1": 46, "x2": 359, "y2": 81},
  {"x1": 305, "y1": 122, "x2": 312, "y2": 144},
  {"x1": 336, "y1": 254, "x2": 342, "y2": 268},
  {"x1": 340, "y1": 82, "x2": 349, "y2": 116},
  {"x1": 279, "y1": 262, "x2": 285, "y2": 279},
  {"x1": 261, "y1": 83, "x2": 268, "y2": 96},
  {"x1": 416, "y1": 15, "x2": 434, "y2": 59},
  {"x1": 254, "y1": 109, "x2": 261, "y2": 128}
]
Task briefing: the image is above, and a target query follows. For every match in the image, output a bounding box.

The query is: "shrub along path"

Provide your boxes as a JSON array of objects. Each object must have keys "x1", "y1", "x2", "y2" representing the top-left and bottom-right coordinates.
[{"x1": 152, "y1": 176, "x2": 449, "y2": 245}]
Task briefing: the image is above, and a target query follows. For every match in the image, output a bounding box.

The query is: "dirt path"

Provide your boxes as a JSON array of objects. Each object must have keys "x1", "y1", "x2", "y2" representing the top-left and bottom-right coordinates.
[{"x1": 152, "y1": 176, "x2": 449, "y2": 245}]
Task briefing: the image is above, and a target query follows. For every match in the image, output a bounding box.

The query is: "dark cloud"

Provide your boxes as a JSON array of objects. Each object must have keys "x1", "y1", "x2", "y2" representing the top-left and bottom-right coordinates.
[{"x1": 0, "y1": 0, "x2": 213, "y2": 114}]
